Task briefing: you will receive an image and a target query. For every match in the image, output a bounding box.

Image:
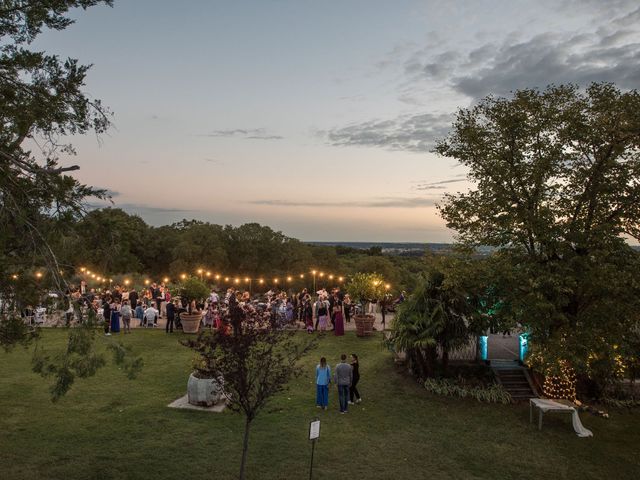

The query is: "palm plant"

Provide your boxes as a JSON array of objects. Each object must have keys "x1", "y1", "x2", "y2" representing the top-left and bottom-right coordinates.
[{"x1": 389, "y1": 270, "x2": 470, "y2": 377}]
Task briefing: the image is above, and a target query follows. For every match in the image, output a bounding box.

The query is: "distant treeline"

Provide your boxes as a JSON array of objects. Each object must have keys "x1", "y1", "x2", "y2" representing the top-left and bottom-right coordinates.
[{"x1": 64, "y1": 208, "x2": 443, "y2": 291}]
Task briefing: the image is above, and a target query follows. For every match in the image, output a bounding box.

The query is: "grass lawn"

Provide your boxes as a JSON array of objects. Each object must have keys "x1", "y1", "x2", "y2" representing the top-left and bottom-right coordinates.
[{"x1": 1, "y1": 329, "x2": 638, "y2": 480}]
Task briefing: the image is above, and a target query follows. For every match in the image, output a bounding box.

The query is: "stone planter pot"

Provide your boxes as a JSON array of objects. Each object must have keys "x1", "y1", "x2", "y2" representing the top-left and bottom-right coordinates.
[
  {"x1": 354, "y1": 314, "x2": 375, "y2": 337},
  {"x1": 187, "y1": 372, "x2": 224, "y2": 407},
  {"x1": 181, "y1": 312, "x2": 202, "y2": 334}
]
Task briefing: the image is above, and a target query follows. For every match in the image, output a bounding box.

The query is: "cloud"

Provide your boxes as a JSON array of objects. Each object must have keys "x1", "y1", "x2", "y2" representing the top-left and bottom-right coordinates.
[
  {"x1": 396, "y1": 5, "x2": 640, "y2": 100},
  {"x1": 204, "y1": 158, "x2": 224, "y2": 165},
  {"x1": 200, "y1": 128, "x2": 283, "y2": 140},
  {"x1": 249, "y1": 197, "x2": 437, "y2": 208},
  {"x1": 325, "y1": 112, "x2": 453, "y2": 152},
  {"x1": 414, "y1": 178, "x2": 468, "y2": 191},
  {"x1": 451, "y1": 31, "x2": 640, "y2": 99},
  {"x1": 327, "y1": 4, "x2": 640, "y2": 154},
  {"x1": 86, "y1": 202, "x2": 195, "y2": 215}
]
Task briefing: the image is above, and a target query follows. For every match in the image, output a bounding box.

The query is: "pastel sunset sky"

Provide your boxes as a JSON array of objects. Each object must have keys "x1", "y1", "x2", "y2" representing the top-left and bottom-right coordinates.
[{"x1": 37, "y1": 0, "x2": 640, "y2": 241}]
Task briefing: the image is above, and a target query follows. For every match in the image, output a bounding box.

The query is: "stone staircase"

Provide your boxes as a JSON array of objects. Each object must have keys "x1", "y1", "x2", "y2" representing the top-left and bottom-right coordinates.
[{"x1": 491, "y1": 360, "x2": 538, "y2": 401}]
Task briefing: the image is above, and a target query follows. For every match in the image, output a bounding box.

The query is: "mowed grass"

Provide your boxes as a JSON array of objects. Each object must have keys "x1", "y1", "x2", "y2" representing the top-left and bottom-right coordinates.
[{"x1": 1, "y1": 329, "x2": 639, "y2": 480}]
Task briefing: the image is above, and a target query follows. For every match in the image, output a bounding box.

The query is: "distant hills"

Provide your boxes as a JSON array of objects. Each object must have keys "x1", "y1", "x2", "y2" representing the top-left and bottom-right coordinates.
[
  {"x1": 308, "y1": 241, "x2": 640, "y2": 257},
  {"x1": 307, "y1": 241, "x2": 490, "y2": 257}
]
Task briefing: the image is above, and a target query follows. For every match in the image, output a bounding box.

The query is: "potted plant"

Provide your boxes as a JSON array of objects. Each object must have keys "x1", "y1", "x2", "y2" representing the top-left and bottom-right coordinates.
[
  {"x1": 186, "y1": 353, "x2": 224, "y2": 407},
  {"x1": 346, "y1": 272, "x2": 386, "y2": 337},
  {"x1": 178, "y1": 276, "x2": 209, "y2": 334}
]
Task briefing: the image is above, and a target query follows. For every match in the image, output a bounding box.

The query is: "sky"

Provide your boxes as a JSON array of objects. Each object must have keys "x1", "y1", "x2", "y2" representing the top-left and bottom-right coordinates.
[{"x1": 35, "y1": 0, "x2": 640, "y2": 242}]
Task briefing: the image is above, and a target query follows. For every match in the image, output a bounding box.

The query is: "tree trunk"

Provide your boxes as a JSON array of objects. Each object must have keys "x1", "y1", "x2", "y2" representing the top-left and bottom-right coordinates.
[
  {"x1": 239, "y1": 417, "x2": 252, "y2": 480},
  {"x1": 425, "y1": 345, "x2": 438, "y2": 377},
  {"x1": 442, "y1": 348, "x2": 449, "y2": 376}
]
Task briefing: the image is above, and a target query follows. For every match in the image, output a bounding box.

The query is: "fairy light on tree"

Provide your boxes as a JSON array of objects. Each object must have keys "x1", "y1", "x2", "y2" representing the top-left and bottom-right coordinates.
[{"x1": 543, "y1": 361, "x2": 577, "y2": 401}]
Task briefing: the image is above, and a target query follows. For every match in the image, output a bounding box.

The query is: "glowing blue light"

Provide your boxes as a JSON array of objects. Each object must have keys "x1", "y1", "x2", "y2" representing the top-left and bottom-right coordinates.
[
  {"x1": 519, "y1": 333, "x2": 529, "y2": 362},
  {"x1": 479, "y1": 335, "x2": 488, "y2": 361}
]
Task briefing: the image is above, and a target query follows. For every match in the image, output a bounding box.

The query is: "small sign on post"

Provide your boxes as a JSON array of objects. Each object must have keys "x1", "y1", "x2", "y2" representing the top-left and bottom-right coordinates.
[
  {"x1": 308, "y1": 418, "x2": 320, "y2": 479},
  {"x1": 309, "y1": 419, "x2": 320, "y2": 440}
]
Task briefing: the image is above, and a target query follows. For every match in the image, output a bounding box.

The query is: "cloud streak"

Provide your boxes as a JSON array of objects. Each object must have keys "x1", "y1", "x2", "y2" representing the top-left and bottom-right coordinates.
[
  {"x1": 414, "y1": 178, "x2": 468, "y2": 191},
  {"x1": 249, "y1": 197, "x2": 437, "y2": 208},
  {"x1": 200, "y1": 128, "x2": 283, "y2": 140}
]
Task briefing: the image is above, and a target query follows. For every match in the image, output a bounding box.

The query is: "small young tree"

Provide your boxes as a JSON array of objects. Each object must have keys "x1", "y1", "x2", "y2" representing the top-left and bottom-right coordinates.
[
  {"x1": 178, "y1": 276, "x2": 209, "y2": 312},
  {"x1": 346, "y1": 272, "x2": 386, "y2": 313},
  {"x1": 183, "y1": 307, "x2": 316, "y2": 480}
]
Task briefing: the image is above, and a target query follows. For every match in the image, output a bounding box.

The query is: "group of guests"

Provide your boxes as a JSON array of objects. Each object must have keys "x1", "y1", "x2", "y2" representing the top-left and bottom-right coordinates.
[
  {"x1": 64, "y1": 281, "x2": 182, "y2": 335},
  {"x1": 315, "y1": 353, "x2": 361, "y2": 414},
  {"x1": 296, "y1": 287, "x2": 352, "y2": 335},
  {"x1": 62, "y1": 280, "x2": 404, "y2": 337}
]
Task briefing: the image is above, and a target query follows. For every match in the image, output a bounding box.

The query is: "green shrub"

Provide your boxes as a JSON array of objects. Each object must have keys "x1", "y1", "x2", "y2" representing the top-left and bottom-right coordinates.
[{"x1": 423, "y1": 378, "x2": 512, "y2": 404}]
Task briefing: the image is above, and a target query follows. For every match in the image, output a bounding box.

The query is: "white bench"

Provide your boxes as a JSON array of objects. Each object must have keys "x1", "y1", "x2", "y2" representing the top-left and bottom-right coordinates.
[{"x1": 529, "y1": 398, "x2": 593, "y2": 437}]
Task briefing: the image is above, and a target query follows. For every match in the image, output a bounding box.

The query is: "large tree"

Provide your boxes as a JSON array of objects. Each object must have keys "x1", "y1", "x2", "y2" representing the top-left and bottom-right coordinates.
[
  {"x1": 0, "y1": 0, "x2": 113, "y2": 322},
  {"x1": 0, "y1": 1, "x2": 145, "y2": 403},
  {"x1": 436, "y1": 83, "x2": 640, "y2": 394}
]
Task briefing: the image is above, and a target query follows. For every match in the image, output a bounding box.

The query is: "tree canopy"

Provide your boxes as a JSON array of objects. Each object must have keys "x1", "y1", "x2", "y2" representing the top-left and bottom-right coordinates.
[
  {"x1": 1, "y1": 0, "x2": 113, "y2": 310},
  {"x1": 436, "y1": 83, "x2": 640, "y2": 394}
]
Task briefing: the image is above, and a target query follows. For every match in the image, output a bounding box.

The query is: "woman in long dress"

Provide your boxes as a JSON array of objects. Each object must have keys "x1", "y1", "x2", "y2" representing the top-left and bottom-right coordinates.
[
  {"x1": 316, "y1": 296, "x2": 329, "y2": 332},
  {"x1": 333, "y1": 299, "x2": 344, "y2": 336},
  {"x1": 110, "y1": 300, "x2": 121, "y2": 334},
  {"x1": 303, "y1": 295, "x2": 314, "y2": 332}
]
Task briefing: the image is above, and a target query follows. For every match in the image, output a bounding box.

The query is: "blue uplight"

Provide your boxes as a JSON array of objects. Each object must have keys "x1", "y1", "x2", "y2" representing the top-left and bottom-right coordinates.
[
  {"x1": 479, "y1": 335, "x2": 488, "y2": 361},
  {"x1": 519, "y1": 333, "x2": 529, "y2": 362}
]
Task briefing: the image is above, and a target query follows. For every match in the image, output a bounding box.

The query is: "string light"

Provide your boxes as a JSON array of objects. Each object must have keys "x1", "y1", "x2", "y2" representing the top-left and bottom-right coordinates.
[
  {"x1": 11, "y1": 274, "x2": 18, "y2": 280},
  {"x1": 40, "y1": 266, "x2": 350, "y2": 289},
  {"x1": 543, "y1": 360, "x2": 577, "y2": 401}
]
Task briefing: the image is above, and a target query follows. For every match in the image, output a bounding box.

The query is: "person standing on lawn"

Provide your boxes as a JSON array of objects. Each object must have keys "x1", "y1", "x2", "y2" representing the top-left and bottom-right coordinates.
[
  {"x1": 334, "y1": 354, "x2": 353, "y2": 414},
  {"x1": 315, "y1": 357, "x2": 331, "y2": 410},
  {"x1": 121, "y1": 300, "x2": 132, "y2": 334},
  {"x1": 102, "y1": 296, "x2": 111, "y2": 336},
  {"x1": 349, "y1": 354, "x2": 361, "y2": 404},
  {"x1": 165, "y1": 299, "x2": 177, "y2": 333}
]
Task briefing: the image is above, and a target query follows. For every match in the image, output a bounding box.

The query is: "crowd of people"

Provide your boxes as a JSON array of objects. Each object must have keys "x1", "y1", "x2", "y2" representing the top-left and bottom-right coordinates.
[{"x1": 58, "y1": 281, "x2": 405, "y2": 336}]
